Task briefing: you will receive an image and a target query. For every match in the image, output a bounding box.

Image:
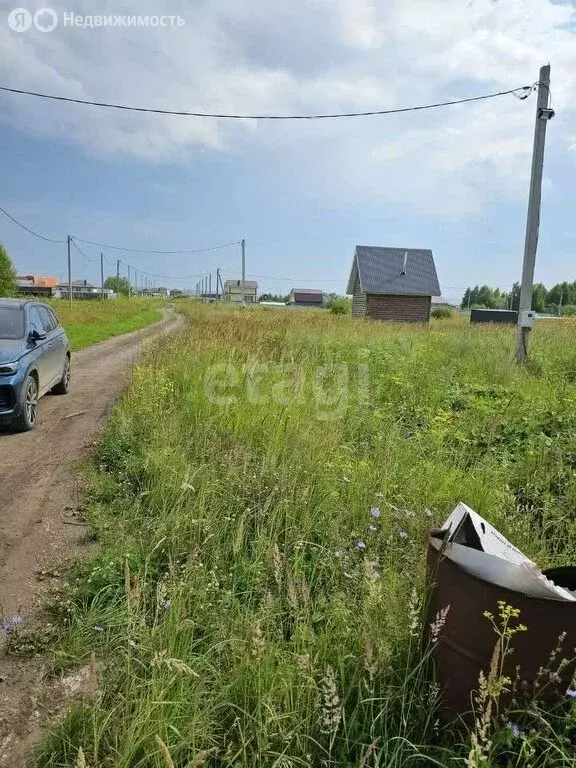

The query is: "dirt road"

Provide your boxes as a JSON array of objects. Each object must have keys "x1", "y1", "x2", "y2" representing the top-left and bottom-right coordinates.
[{"x1": 0, "y1": 308, "x2": 184, "y2": 765}]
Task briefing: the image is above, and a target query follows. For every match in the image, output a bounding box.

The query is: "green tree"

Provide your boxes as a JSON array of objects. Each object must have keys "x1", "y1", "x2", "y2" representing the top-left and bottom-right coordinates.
[
  {"x1": 0, "y1": 244, "x2": 17, "y2": 297},
  {"x1": 104, "y1": 275, "x2": 131, "y2": 296},
  {"x1": 531, "y1": 283, "x2": 548, "y2": 313}
]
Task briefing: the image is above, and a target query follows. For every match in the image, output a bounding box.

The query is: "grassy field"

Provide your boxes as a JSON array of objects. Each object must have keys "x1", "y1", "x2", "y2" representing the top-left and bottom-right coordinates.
[
  {"x1": 34, "y1": 304, "x2": 576, "y2": 767},
  {"x1": 48, "y1": 298, "x2": 163, "y2": 350}
]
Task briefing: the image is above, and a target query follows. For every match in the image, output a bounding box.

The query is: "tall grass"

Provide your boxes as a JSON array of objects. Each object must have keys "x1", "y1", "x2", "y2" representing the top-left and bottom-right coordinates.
[
  {"x1": 37, "y1": 305, "x2": 576, "y2": 767},
  {"x1": 47, "y1": 298, "x2": 163, "y2": 350}
]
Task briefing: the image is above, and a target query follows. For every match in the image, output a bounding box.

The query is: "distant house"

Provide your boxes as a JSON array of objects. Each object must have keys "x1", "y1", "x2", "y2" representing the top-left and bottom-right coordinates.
[
  {"x1": 55, "y1": 280, "x2": 113, "y2": 300},
  {"x1": 431, "y1": 296, "x2": 456, "y2": 310},
  {"x1": 224, "y1": 279, "x2": 258, "y2": 304},
  {"x1": 288, "y1": 289, "x2": 324, "y2": 307},
  {"x1": 347, "y1": 246, "x2": 440, "y2": 323},
  {"x1": 16, "y1": 274, "x2": 59, "y2": 298}
]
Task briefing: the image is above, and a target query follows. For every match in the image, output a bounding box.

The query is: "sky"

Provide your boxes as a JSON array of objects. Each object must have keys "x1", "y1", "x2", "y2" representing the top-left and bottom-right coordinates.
[{"x1": 0, "y1": 0, "x2": 575, "y2": 303}]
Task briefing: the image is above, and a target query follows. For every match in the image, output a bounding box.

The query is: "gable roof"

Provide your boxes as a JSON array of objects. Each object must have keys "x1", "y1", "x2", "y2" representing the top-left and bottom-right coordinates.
[{"x1": 346, "y1": 246, "x2": 440, "y2": 297}]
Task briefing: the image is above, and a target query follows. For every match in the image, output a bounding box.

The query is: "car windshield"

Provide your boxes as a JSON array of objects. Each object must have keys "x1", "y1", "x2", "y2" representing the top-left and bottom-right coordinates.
[{"x1": 0, "y1": 307, "x2": 25, "y2": 340}]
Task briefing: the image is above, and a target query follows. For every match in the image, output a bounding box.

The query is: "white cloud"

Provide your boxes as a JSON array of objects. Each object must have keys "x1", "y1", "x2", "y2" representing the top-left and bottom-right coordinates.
[{"x1": 0, "y1": 0, "x2": 574, "y2": 218}]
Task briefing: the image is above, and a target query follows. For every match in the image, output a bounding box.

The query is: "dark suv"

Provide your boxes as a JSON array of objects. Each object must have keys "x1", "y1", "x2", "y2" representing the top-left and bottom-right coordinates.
[{"x1": 0, "y1": 299, "x2": 71, "y2": 431}]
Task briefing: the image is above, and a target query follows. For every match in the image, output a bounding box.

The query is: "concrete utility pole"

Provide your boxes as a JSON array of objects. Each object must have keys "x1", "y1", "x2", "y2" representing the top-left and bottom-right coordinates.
[
  {"x1": 216, "y1": 267, "x2": 220, "y2": 300},
  {"x1": 241, "y1": 238, "x2": 246, "y2": 304},
  {"x1": 209, "y1": 273, "x2": 212, "y2": 298},
  {"x1": 67, "y1": 235, "x2": 72, "y2": 308},
  {"x1": 100, "y1": 252, "x2": 105, "y2": 299},
  {"x1": 116, "y1": 259, "x2": 120, "y2": 295},
  {"x1": 516, "y1": 64, "x2": 554, "y2": 363},
  {"x1": 128, "y1": 264, "x2": 131, "y2": 299}
]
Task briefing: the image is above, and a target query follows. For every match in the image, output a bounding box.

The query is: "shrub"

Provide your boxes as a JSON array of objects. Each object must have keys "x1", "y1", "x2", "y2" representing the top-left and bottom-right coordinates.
[
  {"x1": 431, "y1": 306, "x2": 453, "y2": 319},
  {"x1": 328, "y1": 297, "x2": 351, "y2": 315}
]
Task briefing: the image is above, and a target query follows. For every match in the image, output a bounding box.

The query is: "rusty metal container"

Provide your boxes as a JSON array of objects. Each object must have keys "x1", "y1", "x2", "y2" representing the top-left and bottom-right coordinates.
[{"x1": 426, "y1": 537, "x2": 576, "y2": 720}]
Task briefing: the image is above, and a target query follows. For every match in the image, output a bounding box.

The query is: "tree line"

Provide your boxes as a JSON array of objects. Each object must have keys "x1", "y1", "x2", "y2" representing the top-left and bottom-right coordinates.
[{"x1": 461, "y1": 282, "x2": 576, "y2": 316}]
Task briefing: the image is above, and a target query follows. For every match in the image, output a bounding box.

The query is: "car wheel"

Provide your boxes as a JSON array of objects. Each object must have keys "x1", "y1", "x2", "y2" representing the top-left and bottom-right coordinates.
[
  {"x1": 52, "y1": 355, "x2": 71, "y2": 395},
  {"x1": 12, "y1": 374, "x2": 39, "y2": 432}
]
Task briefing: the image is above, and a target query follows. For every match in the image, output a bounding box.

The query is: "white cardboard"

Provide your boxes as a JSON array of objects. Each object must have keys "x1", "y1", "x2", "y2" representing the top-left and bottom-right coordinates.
[{"x1": 433, "y1": 502, "x2": 575, "y2": 602}]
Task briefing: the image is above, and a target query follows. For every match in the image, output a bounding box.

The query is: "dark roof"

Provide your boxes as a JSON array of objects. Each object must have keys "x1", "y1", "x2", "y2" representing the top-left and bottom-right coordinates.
[
  {"x1": 347, "y1": 246, "x2": 440, "y2": 297},
  {"x1": 291, "y1": 288, "x2": 323, "y2": 295}
]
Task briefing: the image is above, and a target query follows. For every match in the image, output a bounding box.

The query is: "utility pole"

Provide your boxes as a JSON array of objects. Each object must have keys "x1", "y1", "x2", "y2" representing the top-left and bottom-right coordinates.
[
  {"x1": 116, "y1": 259, "x2": 120, "y2": 296},
  {"x1": 100, "y1": 252, "x2": 105, "y2": 299},
  {"x1": 216, "y1": 268, "x2": 220, "y2": 300},
  {"x1": 128, "y1": 264, "x2": 131, "y2": 299},
  {"x1": 241, "y1": 238, "x2": 246, "y2": 304},
  {"x1": 516, "y1": 64, "x2": 554, "y2": 363},
  {"x1": 559, "y1": 289, "x2": 564, "y2": 317},
  {"x1": 67, "y1": 235, "x2": 72, "y2": 308},
  {"x1": 209, "y1": 273, "x2": 212, "y2": 299}
]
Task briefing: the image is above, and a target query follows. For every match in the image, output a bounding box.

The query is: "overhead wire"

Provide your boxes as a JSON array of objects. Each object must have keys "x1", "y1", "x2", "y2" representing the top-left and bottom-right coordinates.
[
  {"x1": 0, "y1": 204, "x2": 65, "y2": 243},
  {"x1": 0, "y1": 84, "x2": 534, "y2": 120}
]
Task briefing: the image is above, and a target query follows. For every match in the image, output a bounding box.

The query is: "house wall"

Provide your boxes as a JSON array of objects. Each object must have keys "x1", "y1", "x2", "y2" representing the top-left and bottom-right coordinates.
[
  {"x1": 352, "y1": 274, "x2": 367, "y2": 318},
  {"x1": 225, "y1": 287, "x2": 257, "y2": 303},
  {"x1": 366, "y1": 294, "x2": 431, "y2": 323}
]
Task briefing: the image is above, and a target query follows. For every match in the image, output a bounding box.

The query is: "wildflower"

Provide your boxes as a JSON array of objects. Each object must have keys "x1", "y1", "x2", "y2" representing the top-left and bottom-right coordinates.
[
  {"x1": 430, "y1": 605, "x2": 450, "y2": 644},
  {"x1": 507, "y1": 721, "x2": 521, "y2": 738},
  {"x1": 405, "y1": 510, "x2": 415, "y2": 518},
  {"x1": 370, "y1": 507, "x2": 381, "y2": 518},
  {"x1": 369, "y1": 524, "x2": 378, "y2": 532},
  {"x1": 342, "y1": 476, "x2": 350, "y2": 484},
  {"x1": 128, "y1": 639, "x2": 138, "y2": 648},
  {"x1": 319, "y1": 665, "x2": 342, "y2": 734},
  {"x1": 398, "y1": 530, "x2": 408, "y2": 539},
  {"x1": 424, "y1": 509, "x2": 433, "y2": 518},
  {"x1": 334, "y1": 550, "x2": 343, "y2": 558},
  {"x1": 162, "y1": 600, "x2": 172, "y2": 611},
  {"x1": 567, "y1": 689, "x2": 576, "y2": 698},
  {"x1": 356, "y1": 540, "x2": 367, "y2": 551},
  {"x1": 11, "y1": 615, "x2": 23, "y2": 624},
  {"x1": 375, "y1": 491, "x2": 383, "y2": 498},
  {"x1": 93, "y1": 626, "x2": 104, "y2": 633},
  {"x1": 1, "y1": 620, "x2": 11, "y2": 634}
]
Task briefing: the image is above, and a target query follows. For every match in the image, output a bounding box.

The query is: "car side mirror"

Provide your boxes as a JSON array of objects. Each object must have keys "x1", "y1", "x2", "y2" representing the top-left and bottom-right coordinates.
[{"x1": 29, "y1": 329, "x2": 47, "y2": 342}]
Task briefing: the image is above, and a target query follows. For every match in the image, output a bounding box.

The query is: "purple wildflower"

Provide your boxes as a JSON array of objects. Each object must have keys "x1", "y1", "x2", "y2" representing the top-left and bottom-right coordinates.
[
  {"x1": 1, "y1": 620, "x2": 11, "y2": 635},
  {"x1": 11, "y1": 615, "x2": 23, "y2": 625},
  {"x1": 507, "y1": 721, "x2": 521, "y2": 738},
  {"x1": 355, "y1": 540, "x2": 367, "y2": 551},
  {"x1": 567, "y1": 689, "x2": 576, "y2": 698},
  {"x1": 370, "y1": 507, "x2": 381, "y2": 518},
  {"x1": 398, "y1": 530, "x2": 408, "y2": 539}
]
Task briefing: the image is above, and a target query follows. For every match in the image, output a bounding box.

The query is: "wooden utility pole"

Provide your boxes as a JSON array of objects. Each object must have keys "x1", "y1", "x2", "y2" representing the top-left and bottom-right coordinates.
[
  {"x1": 67, "y1": 235, "x2": 72, "y2": 308},
  {"x1": 100, "y1": 252, "x2": 105, "y2": 299},
  {"x1": 516, "y1": 64, "x2": 553, "y2": 363},
  {"x1": 241, "y1": 238, "x2": 246, "y2": 304}
]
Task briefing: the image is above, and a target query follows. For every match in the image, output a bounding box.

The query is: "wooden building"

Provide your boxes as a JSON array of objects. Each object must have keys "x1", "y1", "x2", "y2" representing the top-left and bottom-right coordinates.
[{"x1": 347, "y1": 246, "x2": 440, "y2": 323}]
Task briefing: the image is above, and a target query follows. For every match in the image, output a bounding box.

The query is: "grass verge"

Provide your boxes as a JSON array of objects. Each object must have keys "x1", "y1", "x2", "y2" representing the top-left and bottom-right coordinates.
[
  {"x1": 35, "y1": 305, "x2": 576, "y2": 767},
  {"x1": 47, "y1": 298, "x2": 163, "y2": 350}
]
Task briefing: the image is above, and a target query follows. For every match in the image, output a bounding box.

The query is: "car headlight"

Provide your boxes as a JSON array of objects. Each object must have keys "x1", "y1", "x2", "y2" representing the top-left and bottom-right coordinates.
[{"x1": 0, "y1": 362, "x2": 19, "y2": 376}]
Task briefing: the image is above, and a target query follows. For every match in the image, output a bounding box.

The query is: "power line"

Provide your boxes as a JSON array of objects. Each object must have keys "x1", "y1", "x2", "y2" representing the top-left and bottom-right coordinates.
[
  {"x1": 72, "y1": 235, "x2": 240, "y2": 255},
  {"x1": 0, "y1": 204, "x2": 65, "y2": 243},
  {"x1": 70, "y1": 237, "x2": 98, "y2": 263},
  {"x1": 0, "y1": 84, "x2": 534, "y2": 121}
]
